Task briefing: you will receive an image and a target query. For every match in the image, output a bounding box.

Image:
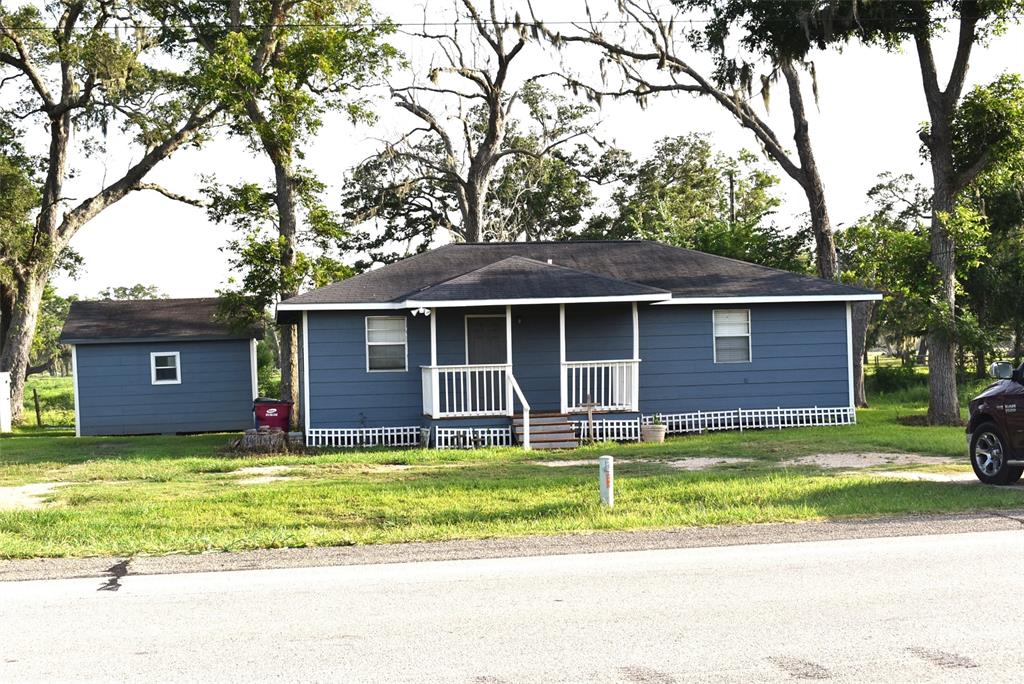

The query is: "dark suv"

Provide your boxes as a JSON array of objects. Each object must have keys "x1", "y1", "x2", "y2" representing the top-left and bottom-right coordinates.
[{"x1": 968, "y1": 362, "x2": 1024, "y2": 484}]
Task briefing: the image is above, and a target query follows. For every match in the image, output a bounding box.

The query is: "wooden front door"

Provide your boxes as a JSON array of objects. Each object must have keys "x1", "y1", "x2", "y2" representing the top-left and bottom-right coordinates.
[{"x1": 466, "y1": 316, "x2": 507, "y2": 365}]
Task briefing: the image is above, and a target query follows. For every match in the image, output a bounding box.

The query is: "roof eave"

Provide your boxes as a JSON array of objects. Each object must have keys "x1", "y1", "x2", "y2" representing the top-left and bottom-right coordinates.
[{"x1": 653, "y1": 293, "x2": 884, "y2": 305}]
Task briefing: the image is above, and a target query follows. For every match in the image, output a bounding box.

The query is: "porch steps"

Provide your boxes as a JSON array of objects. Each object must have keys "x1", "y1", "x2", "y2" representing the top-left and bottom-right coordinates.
[{"x1": 513, "y1": 414, "x2": 579, "y2": 450}]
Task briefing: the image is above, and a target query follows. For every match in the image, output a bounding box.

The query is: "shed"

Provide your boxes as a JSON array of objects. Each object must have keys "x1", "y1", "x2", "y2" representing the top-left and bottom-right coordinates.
[{"x1": 60, "y1": 298, "x2": 261, "y2": 436}]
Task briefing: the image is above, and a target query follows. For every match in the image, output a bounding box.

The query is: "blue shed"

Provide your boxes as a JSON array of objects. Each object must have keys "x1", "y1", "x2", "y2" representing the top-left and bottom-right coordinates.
[
  {"x1": 60, "y1": 298, "x2": 261, "y2": 436},
  {"x1": 276, "y1": 242, "x2": 882, "y2": 450}
]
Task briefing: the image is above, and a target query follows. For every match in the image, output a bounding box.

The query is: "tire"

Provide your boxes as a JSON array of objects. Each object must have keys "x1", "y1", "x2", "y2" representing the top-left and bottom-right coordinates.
[
  {"x1": 971, "y1": 423, "x2": 1013, "y2": 485},
  {"x1": 1007, "y1": 467, "x2": 1024, "y2": 485}
]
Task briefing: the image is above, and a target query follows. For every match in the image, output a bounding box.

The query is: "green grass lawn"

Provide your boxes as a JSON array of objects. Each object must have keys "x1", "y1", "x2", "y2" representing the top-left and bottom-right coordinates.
[
  {"x1": 0, "y1": 371, "x2": 1013, "y2": 559},
  {"x1": 17, "y1": 375, "x2": 75, "y2": 434}
]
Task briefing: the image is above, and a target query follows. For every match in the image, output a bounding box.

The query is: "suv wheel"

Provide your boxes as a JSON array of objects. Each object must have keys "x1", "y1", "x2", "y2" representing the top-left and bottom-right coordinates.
[{"x1": 971, "y1": 423, "x2": 1014, "y2": 485}]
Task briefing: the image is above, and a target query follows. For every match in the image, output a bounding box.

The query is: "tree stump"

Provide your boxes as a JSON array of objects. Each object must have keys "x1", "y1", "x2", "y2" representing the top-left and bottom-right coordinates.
[{"x1": 231, "y1": 428, "x2": 288, "y2": 454}]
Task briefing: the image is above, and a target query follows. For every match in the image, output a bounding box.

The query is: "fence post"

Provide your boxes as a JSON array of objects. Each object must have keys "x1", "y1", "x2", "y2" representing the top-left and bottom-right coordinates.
[{"x1": 33, "y1": 388, "x2": 43, "y2": 428}]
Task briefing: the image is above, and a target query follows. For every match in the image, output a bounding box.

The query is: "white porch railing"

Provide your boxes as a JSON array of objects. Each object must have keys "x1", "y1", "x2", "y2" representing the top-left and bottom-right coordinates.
[
  {"x1": 422, "y1": 364, "x2": 511, "y2": 418},
  {"x1": 562, "y1": 359, "x2": 639, "y2": 413}
]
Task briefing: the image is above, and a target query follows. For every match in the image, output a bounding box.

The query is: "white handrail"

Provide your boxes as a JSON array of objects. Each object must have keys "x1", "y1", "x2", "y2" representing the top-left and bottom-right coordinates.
[{"x1": 508, "y1": 372, "x2": 531, "y2": 451}]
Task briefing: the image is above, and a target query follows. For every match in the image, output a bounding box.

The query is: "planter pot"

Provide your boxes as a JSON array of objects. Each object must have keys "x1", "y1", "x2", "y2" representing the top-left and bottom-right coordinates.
[{"x1": 641, "y1": 424, "x2": 667, "y2": 443}]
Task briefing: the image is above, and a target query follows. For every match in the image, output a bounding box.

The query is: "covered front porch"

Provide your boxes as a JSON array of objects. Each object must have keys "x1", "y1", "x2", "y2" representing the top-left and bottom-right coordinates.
[{"x1": 418, "y1": 302, "x2": 643, "y2": 439}]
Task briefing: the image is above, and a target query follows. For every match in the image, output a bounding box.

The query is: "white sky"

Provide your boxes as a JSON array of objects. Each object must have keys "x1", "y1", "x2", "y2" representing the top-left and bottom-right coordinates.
[{"x1": 37, "y1": 0, "x2": 1024, "y2": 299}]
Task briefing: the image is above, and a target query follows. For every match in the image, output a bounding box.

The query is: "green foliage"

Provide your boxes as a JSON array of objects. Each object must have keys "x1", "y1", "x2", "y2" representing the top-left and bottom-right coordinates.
[
  {"x1": 97, "y1": 284, "x2": 164, "y2": 300},
  {"x1": 582, "y1": 134, "x2": 810, "y2": 272},
  {"x1": 949, "y1": 73, "x2": 1024, "y2": 178},
  {"x1": 867, "y1": 365, "x2": 927, "y2": 394},
  {"x1": 206, "y1": 173, "x2": 355, "y2": 323},
  {"x1": 29, "y1": 286, "x2": 76, "y2": 375}
]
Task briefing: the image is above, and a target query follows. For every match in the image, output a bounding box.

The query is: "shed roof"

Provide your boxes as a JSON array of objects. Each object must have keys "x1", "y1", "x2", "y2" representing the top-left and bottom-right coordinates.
[
  {"x1": 60, "y1": 298, "x2": 263, "y2": 344},
  {"x1": 279, "y1": 241, "x2": 878, "y2": 311}
]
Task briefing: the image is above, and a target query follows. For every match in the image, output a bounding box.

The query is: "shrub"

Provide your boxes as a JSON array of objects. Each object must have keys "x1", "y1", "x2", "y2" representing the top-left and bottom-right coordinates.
[{"x1": 868, "y1": 365, "x2": 927, "y2": 393}]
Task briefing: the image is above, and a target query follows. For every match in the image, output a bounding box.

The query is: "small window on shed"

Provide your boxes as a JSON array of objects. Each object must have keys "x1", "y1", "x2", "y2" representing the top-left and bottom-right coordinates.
[
  {"x1": 151, "y1": 352, "x2": 181, "y2": 384},
  {"x1": 366, "y1": 316, "x2": 407, "y2": 372},
  {"x1": 713, "y1": 310, "x2": 751, "y2": 363}
]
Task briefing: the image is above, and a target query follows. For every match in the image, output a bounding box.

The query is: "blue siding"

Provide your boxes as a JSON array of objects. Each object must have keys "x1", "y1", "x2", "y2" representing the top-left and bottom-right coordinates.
[
  {"x1": 76, "y1": 340, "x2": 254, "y2": 436},
  {"x1": 638, "y1": 303, "x2": 850, "y2": 413},
  {"x1": 306, "y1": 310, "x2": 429, "y2": 428},
  {"x1": 303, "y1": 302, "x2": 851, "y2": 429}
]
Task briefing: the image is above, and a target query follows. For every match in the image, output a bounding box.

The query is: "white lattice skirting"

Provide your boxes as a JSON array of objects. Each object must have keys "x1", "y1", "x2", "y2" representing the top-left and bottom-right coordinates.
[
  {"x1": 575, "y1": 406, "x2": 857, "y2": 442},
  {"x1": 306, "y1": 427, "x2": 423, "y2": 448},
  {"x1": 435, "y1": 426, "x2": 514, "y2": 449}
]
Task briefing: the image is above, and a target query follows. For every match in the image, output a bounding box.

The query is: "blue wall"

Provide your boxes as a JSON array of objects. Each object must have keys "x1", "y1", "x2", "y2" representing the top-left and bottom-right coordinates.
[
  {"x1": 75, "y1": 340, "x2": 254, "y2": 436},
  {"x1": 638, "y1": 303, "x2": 850, "y2": 413},
  {"x1": 303, "y1": 302, "x2": 851, "y2": 429},
  {"x1": 306, "y1": 310, "x2": 430, "y2": 428}
]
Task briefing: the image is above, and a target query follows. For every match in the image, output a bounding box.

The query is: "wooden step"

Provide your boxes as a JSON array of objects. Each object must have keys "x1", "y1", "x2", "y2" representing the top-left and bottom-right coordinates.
[
  {"x1": 513, "y1": 416, "x2": 571, "y2": 426},
  {"x1": 514, "y1": 422, "x2": 575, "y2": 434}
]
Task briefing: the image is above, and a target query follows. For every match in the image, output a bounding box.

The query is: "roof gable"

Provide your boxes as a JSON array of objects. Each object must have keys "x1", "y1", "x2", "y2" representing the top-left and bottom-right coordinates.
[{"x1": 405, "y1": 256, "x2": 669, "y2": 303}]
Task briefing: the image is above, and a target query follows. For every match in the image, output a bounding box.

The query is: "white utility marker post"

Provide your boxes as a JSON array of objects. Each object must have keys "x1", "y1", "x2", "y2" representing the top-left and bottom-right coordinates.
[{"x1": 599, "y1": 455, "x2": 614, "y2": 508}]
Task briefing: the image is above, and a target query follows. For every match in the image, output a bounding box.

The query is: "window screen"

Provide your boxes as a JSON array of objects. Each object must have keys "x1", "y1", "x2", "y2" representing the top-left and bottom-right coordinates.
[{"x1": 713, "y1": 310, "x2": 751, "y2": 363}]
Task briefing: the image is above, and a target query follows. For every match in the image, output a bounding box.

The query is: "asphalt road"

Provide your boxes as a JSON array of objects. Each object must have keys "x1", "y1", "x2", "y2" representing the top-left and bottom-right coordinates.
[{"x1": 3, "y1": 529, "x2": 1023, "y2": 683}]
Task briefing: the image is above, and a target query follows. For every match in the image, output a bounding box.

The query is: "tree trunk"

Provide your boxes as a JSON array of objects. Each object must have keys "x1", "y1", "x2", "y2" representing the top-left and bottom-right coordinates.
[
  {"x1": 272, "y1": 157, "x2": 302, "y2": 430},
  {"x1": 462, "y1": 177, "x2": 485, "y2": 243},
  {"x1": 0, "y1": 272, "x2": 46, "y2": 423},
  {"x1": 0, "y1": 281, "x2": 16, "y2": 359},
  {"x1": 926, "y1": 173, "x2": 961, "y2": 424},
  {"x1": 851, "y1": 301, "x2": 874, "y2": 408},
  {"x1": 916, "y1": 337, "x2": 928, "y2": 366},
  {"x1": 780, "y1": 60, "x2": 838, "y2": 282},
  {"x1": 975, "y1": 347, "x2": 987, "y2": 379}
]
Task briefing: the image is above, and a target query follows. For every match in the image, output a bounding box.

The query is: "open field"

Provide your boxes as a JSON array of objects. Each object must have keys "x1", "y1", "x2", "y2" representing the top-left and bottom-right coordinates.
[{"x1": 1, "y1": 372, "x2": 1019, "y2": 559}]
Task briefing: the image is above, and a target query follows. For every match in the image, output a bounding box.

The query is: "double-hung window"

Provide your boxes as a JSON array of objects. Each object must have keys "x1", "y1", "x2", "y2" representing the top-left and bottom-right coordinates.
[
  {"x1": 713, "y1": 309, "x2": 751, "y2": 363},
  {"x1": 151, "y1": 351, "x2": 181, "y2": 384},
  {"x1": 366, "y1": 316, "x2": 408, "y2": 372}
]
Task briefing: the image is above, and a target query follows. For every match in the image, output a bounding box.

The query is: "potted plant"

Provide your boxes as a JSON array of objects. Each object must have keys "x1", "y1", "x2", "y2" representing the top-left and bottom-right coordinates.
[{"x1": 641, "y1": 414, "x2": 667, "y2": 443}]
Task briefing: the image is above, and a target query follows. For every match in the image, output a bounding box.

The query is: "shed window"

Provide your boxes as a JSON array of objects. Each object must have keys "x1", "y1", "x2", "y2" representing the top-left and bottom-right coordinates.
[
  {"x1": 713, "y1": 310, "x2": 751, "y2": 363},
  {"x1": 366, "y1": 316, "x2": 407, "y2": 372},
  {"x1": 151, "y1": 352, "x2": 181, "y2": 384}
]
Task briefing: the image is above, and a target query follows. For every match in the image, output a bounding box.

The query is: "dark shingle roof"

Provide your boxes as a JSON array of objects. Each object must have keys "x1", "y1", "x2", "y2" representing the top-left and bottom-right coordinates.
[
  {"x1": 406, "y1": 256, "x2": 669, "y2": 302},
  {"x1": 60, "y1": 298, "x2": 263, "y2": 344},
  {"x1": 281, "y1": 241, "x2": 877, "y2": 306}
]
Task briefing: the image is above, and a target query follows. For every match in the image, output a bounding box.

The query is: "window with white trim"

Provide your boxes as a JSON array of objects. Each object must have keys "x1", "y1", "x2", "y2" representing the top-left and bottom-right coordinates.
[
  {"x1": 713, "y1": 309, "x2": 751, "y2": 363},
  {"x1": 366, "y1": 316, "x2": 407, "y2": 371},
  {"x1": 151, "y1": 351, "x2": 181, "y2": 384}
]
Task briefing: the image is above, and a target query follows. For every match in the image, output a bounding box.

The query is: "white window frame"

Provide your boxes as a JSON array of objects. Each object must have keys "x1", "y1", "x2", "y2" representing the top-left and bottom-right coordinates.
[
  {"x1": 464, "y1": 314, "x2": 508, "y2": 365},
  {"x1": 365, "y1": 316, "x2": 408, "y2": 373},
  {"x1": 712, "y1": 309, "x2": 752, "y2": 364},
  {"x1": 150, "y1": 351, "x2": 181, "y2": 385}
]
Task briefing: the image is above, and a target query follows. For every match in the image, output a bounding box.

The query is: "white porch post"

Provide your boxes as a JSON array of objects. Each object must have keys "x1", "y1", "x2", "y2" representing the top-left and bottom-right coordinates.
[
  {"x1": 506, "y1": 305, "x2": 514, "y2": 416},
  {"x1": 631, "y1": 302, "x2": 640, "y2": 411},
  {"x1": 430, "y1": 308, "x2": 439, "y2": 417},
  {"x1": 559, "y1": 304, "x2": 567, "y2": 414}
]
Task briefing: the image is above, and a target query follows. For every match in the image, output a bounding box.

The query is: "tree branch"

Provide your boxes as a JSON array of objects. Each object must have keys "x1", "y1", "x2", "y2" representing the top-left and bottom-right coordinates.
[{"x1": 135, "y1": 183, "x2": 209, "y2": 208}]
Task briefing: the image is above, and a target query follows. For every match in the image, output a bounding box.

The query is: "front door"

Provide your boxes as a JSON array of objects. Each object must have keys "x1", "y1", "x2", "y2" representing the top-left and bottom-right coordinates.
[{"x1": 466, "y1": 316, "x2": 507, "y2": 365}]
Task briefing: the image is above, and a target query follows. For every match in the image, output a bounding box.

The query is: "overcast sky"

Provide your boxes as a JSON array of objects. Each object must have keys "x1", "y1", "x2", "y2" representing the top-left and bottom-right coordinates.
[{"x1": 39, "y1": 0, "x2": 1024, "y2": 300}]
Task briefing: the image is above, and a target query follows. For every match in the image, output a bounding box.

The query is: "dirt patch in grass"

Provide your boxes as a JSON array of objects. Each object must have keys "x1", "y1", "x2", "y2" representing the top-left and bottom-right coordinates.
[
  {"x1": 231, "y1": 465, "x2": 299, "y2": 486},
  {"x1": 0, "y1": 482, "x2": 66, "y2": 510},
  {"x1": 896, "y1": 414, "x2": 966, "y2": 427},
  {"x1": 532, "y1": 457, "x2": 755, "y2": 470},
  {"x1": 865, "y1": 471, "x2": 979, "y2": 483},
  {"x1": 781, "y1": 452, "x2": 957, "y2": 469}
]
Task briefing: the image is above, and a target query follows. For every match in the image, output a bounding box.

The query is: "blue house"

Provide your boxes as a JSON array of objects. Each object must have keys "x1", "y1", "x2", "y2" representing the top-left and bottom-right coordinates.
[
  {"x1": 61, "y1": 298, "x2": 261, "y2": 436},
  {"x1": 276, "y1": 242, "x2": 881, "y2": 449}
]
